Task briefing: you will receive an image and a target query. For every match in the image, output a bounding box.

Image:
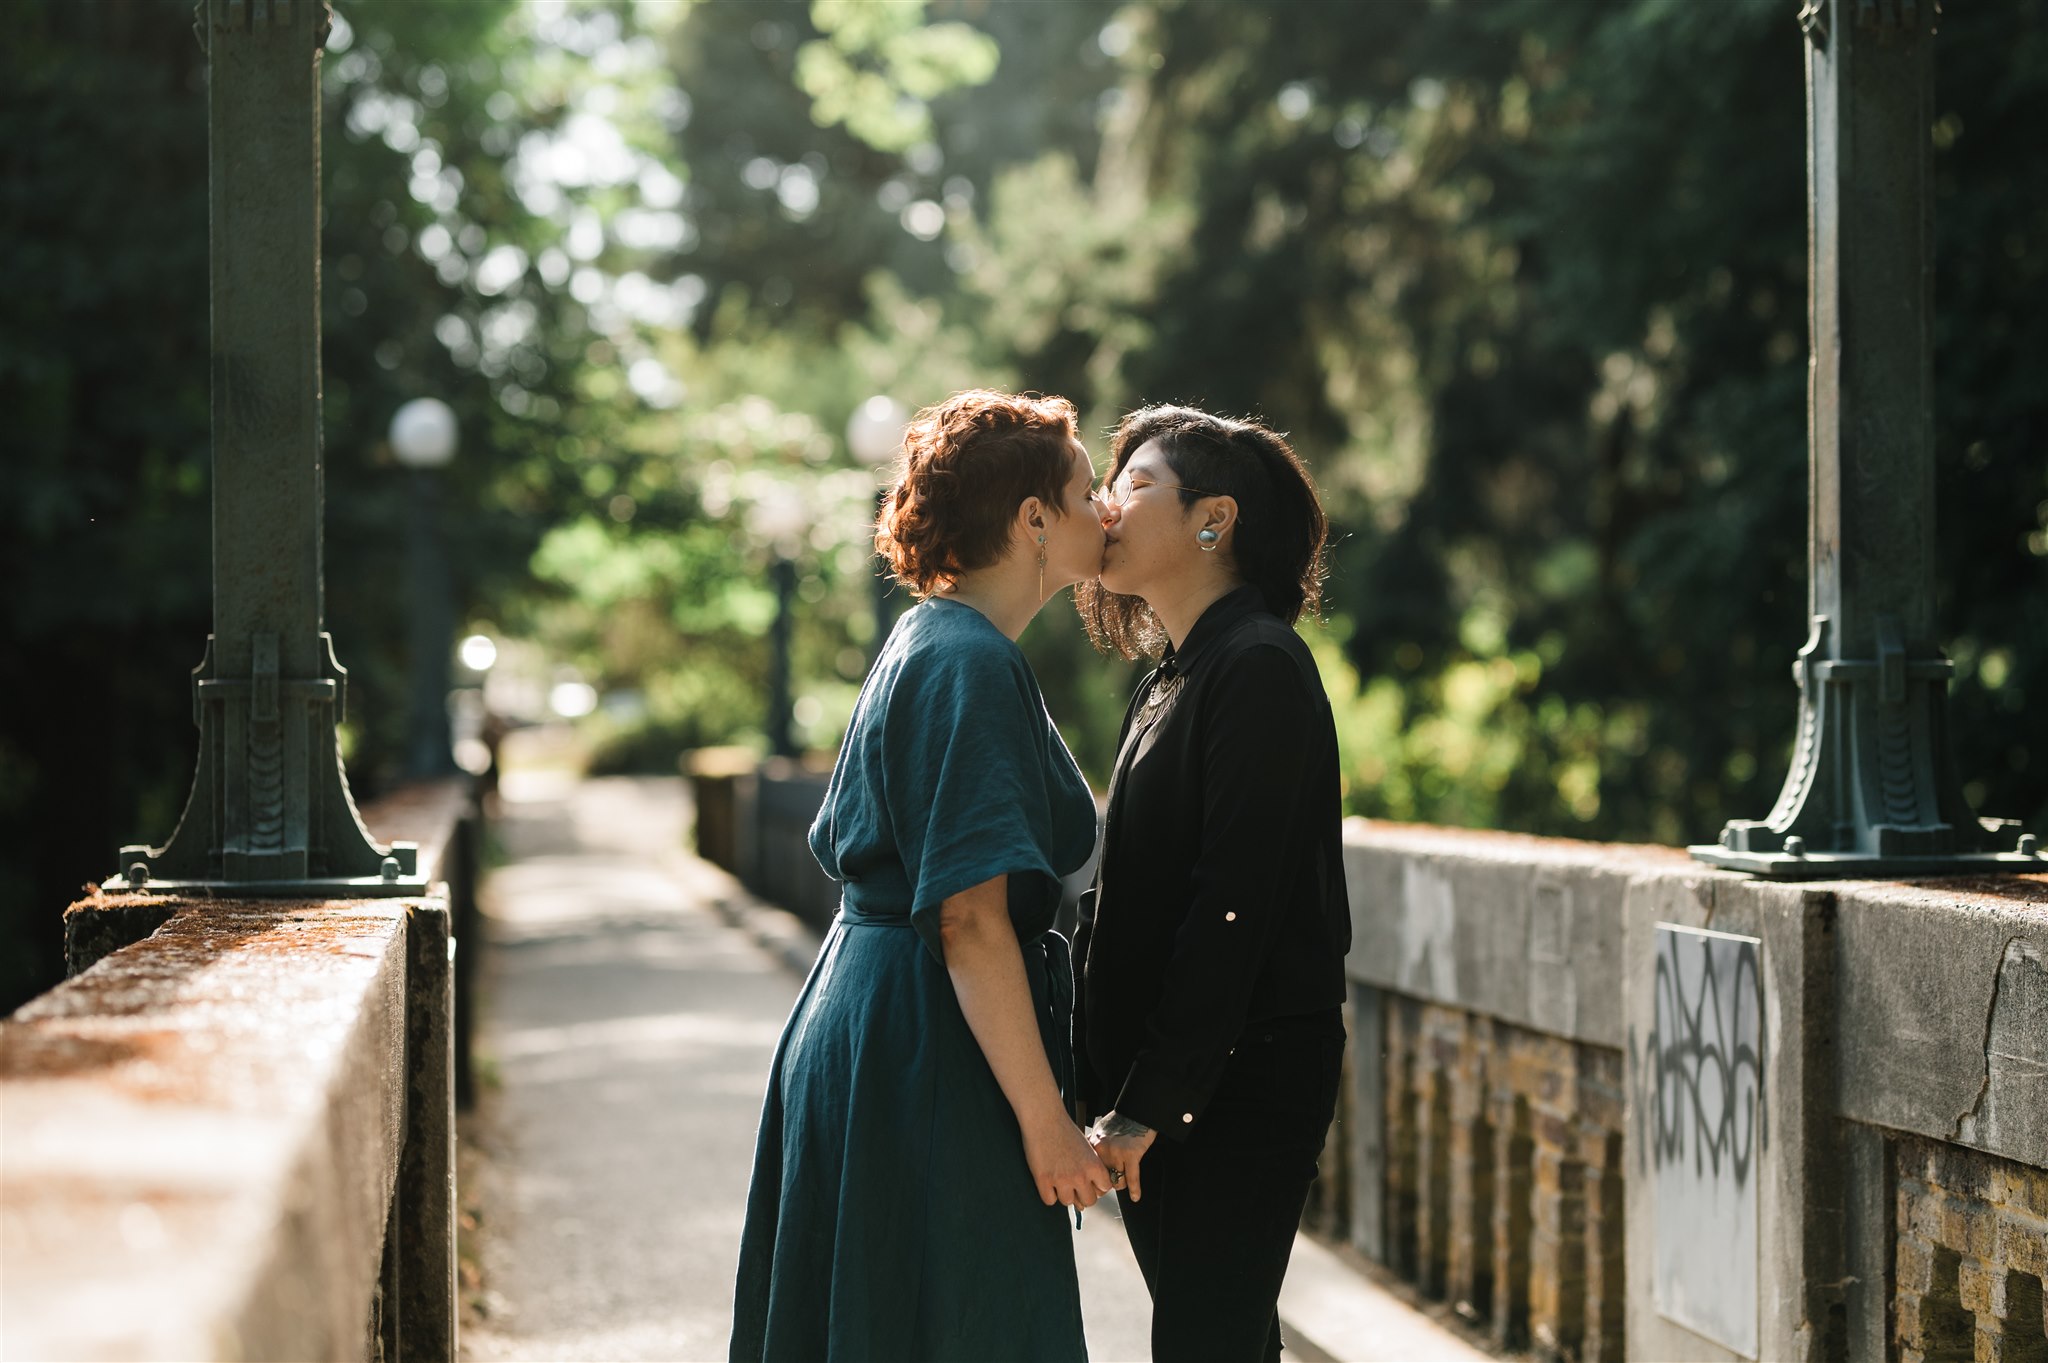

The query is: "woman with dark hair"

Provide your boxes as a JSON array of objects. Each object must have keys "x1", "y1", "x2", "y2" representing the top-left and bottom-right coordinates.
[
  {"x1": 1073, "y1": 404, "x2": 1351, "y2": 1363},
  {"x1": 732, "y1": 389, "x2": 1111, "y2": 1363}
]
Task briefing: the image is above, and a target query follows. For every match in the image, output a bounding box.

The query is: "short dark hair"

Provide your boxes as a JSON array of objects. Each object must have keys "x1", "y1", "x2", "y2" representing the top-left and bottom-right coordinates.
[
  {"x1": 876, "y1": 389, "x2": 1080, "y2": 599},
  {"x1": 1076, "y1": 404, "x2": 1329, "y2": 660}
]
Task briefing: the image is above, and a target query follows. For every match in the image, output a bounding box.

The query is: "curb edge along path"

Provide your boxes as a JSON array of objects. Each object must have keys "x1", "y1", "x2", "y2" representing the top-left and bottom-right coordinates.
[{"x1": 684, "y1": 842, "x2": 1495, "y2": 1363}]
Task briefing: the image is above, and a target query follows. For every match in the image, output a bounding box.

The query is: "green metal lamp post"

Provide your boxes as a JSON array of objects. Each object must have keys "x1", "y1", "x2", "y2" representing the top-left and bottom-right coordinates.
[
  {"x1": 106, "y1": 0, "x2": 423, "y2": 896},
  {"x1": 1691, "y1": 0, "x2": 2038, "y2": 878},
  {"x1": 846, "y1": 395, "x2": 909, "y2": 668},
  {"x1": 391, "y1": 397, "x2": 460, "y2": 780},
  {"x1": 749, "y1": 485, "x2": 809, "y2": 760}
]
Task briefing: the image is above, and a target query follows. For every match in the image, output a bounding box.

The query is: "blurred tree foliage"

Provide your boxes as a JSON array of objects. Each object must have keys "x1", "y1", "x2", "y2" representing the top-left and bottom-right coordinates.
[
  {"x1": 643, "y1": 0, "x2": 2044, "y2": 847},
  {"x1": 1087, "y1": 0, "x2": 2044, "y2": 844},
  {"x1": 2, "y1": 0, "x2": 212, "y2": 1009},
  {"x1": 1, "y1": 0, "x2": 631, "y2": 1006},
  {"x1": 2, "y1": 0, "x2": 2043, "y2": 1011}
]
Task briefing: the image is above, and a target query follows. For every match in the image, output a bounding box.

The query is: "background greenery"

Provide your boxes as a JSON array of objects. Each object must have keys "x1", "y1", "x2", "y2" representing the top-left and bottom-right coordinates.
[{"x1": 3, "y1": 0, "x2": 2042, "y2": 1012}]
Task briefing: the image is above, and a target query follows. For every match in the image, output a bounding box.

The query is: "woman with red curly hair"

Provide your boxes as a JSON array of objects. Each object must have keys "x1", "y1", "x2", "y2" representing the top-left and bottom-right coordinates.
[{"x1": 732, "y1": 390, "x2": 1111, "y2": 1363}]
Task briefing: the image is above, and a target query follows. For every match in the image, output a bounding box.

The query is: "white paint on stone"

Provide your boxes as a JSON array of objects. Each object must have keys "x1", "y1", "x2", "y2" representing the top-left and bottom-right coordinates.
[
  {"x1": 1398, "y1": 860, "x2": 1458, "y2": 1003},
  {"x1": 1526, "y1": 879, "x2": 1577, "y2": 1036}
]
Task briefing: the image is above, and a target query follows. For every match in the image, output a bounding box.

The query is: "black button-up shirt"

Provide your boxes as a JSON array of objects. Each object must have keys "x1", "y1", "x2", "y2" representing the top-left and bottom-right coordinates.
[{"x1": 1073, "y1": 584, "x2": 1351, "y2": 1137}]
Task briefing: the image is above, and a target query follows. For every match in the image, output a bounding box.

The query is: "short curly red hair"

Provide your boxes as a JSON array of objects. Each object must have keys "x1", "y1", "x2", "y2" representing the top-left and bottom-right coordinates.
[{"x1": 876, "y1": 389, "x2": 1081, "y2": 599}]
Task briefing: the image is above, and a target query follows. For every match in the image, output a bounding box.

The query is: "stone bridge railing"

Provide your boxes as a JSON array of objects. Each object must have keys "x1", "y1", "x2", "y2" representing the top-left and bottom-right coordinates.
[
  {"x1": 698, "y1": 760, "x2": 2048, "y2": 1362},
  {"x1": 1342, "y1": 824, "x2": 2048, "y2": 1363},
  {"x1": 0, "y1": 781, "x2": 481, "y2": 1363},
  {"x1": 688, "y1": 755, "x2": 1098, "y2": 936}
]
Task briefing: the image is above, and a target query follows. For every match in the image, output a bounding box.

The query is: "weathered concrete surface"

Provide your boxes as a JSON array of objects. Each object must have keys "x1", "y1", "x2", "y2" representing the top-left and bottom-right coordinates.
[
  {"x1": 1343, "y1": 823, "x2": 2048, "y2": 1361},
  {"x1": 62, "y1": 899, "x2": 178, "y2": 977},
  {"x1": 1833, "y1": 875, "x2": 2048, "y2": 1167},
  {"x1": 1344, "y1": 820, "x2": 1689, "y2": 1049},
  {"x1": 399, "y1": 898, "x2": 457, "y2": 1362},
  {"x1": 1, "y1": 899, "x2": 411, "y2": 1361}
]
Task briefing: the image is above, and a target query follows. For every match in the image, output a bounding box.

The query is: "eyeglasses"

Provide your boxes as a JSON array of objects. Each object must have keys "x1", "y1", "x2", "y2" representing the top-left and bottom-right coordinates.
[{"x1": 1095, "y1": 473, "x2": 1225, "y2": 510}]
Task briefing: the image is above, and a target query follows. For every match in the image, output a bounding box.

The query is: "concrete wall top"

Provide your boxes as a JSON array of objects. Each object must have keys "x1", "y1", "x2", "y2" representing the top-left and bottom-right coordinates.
[
  {"x1": 1341, "y1": 821, "x2": 2047, "y2": 1360},
  {"x1": 360, "y1": 776, "x2": 477, "y2": 889},
  {"x1": 1343, "y1": 819, "x2": 1694, "y2": 1049},
  {"x1": 0, "y1": 898, "x2": 413, "y2": 1362},
  {"x1": 1343, "y1": 819, "x2": 2048, "y2": 1140},
  {"x1": 1831, "y1": 874, "x2": 2048, "y2": 1167}
]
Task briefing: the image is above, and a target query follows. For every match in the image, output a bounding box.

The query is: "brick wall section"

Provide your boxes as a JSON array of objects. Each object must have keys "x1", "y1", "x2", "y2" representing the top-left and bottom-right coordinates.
[
  {"x1": 1584, "y1": 1127, "x2": 1625, "y2": 1363},
  {"x1": 1449, "y1": 1023, "x2": 1495, "y2": 1324},
  {"x1": 1896, "y1": 1136, "x2": 2048, "y2": 1363},
  {"x1": 1372, "y1": 998, "x2": 2048, "y2": 1363},
  {"x1": 1382, "y1": 994, "x2": 1626, "y2": 1363},
  {"x1": 1385, "y1": 1005, "x2": 1421, "y2": 1280}
]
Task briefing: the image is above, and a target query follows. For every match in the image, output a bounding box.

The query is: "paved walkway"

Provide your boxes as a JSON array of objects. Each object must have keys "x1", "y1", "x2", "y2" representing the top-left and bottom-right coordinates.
[{"x1": 462, "y1": 776, "x2": 1488, "y2": 1363}]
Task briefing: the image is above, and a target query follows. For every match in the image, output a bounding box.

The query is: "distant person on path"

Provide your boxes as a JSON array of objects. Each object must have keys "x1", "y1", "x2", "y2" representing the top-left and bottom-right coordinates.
[
  {"x1": 1073, "y1": 406, "x2": 1351, "y2": 1363},
  {"x1": 732, "y1": 390, "x2": 1111, "y2": 1362}
]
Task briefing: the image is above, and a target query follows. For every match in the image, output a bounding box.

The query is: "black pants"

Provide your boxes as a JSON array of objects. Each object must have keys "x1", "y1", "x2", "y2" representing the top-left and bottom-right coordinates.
[{"x1": 1115, "y1": 1012, "x2": 1345, "y2": 1363}]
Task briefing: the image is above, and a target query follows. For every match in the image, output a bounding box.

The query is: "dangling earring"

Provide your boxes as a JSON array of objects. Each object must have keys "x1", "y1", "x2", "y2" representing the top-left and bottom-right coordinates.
[
  {"x1": 1197, "y1": 527, "x2": 1220, "y2": 552},
  {"x1": 1037, "y1": 532, "x2": 1048, "y2": 599}
]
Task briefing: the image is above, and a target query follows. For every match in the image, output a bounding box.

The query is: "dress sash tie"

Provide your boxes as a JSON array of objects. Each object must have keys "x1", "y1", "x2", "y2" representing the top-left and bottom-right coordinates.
[{"x1": 834, "y1": 902, "x2": 1075, "y2": 1105}]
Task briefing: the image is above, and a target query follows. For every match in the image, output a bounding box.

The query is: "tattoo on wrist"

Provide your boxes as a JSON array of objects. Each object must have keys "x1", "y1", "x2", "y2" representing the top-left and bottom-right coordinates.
[{"x1": 1099, "y1": 1113, "x2": 1154, "y2": 1139}]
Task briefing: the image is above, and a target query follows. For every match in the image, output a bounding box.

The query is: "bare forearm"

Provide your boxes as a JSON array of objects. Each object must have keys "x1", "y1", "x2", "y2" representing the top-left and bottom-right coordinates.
[
  {"x1": 941, "y1": 889, "x2": 1067, "y2": 1130},
  {"x1": 939, "y1": 877, "x2": 1109, "y2": 1208}
]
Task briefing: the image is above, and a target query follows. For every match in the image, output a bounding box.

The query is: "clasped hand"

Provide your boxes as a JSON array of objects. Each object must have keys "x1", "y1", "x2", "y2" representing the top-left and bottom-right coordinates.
[
  {"x1": 1022, "y1": 1112, "x2": 1114, "y2": 1210},
  {"x1": 1085, "y1": 1110, "x2": 1158, "y2": 1202}
]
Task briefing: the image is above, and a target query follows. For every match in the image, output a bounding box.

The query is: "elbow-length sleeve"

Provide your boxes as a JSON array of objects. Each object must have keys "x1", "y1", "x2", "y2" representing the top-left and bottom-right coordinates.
[{"x1": 884, "y1": 641, "x2": 1063, "y2": 963}]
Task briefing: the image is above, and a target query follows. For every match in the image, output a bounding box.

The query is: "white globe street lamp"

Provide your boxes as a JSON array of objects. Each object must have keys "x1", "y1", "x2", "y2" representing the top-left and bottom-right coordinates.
[
  {"x1": 390, "y1": 398, "x2": 460, "y2": 776},
  {"x1": 745, "y1": 482, "x2": 811, "y2": 558},
  {"x1": 847, "y1": 395, "x2": 909, "y2": 665},
  {"x1": 389, "y1": 397, "x2": 460, "y2": 469},
  {"x1": 746, "y1": 480, "x2": 812, "y2": 759},
  {"x1": 846, "y1": 394, "x2": 909, "y2": 471},
  {"x1": 458, "y1": 633, "x2": 499, "y2": 673}
]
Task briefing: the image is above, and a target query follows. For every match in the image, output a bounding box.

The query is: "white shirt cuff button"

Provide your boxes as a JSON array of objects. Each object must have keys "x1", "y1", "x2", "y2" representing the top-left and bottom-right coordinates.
[
  {"x1": 1181, "y1": 1113, "x2": 1194, "y2": 1123},
  {"x1": 1224, "y1": 911, "x2": 1237, "y2": 922}
]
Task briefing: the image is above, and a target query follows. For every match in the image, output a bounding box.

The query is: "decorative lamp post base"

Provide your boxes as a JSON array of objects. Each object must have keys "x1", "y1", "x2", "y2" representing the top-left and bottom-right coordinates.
[
  {"x1": 1690, "y1": 616, "x2": 2039, "y2": 881},
  {"x1": 1688, "y1": 844, "x2": 2041, "y2": 882},
  {"x1": 108, "y1": 633, "x2": 429, "y2": 898},
  {"x1": 99, "y1": 868, "x2": 425, "y2": 898}
]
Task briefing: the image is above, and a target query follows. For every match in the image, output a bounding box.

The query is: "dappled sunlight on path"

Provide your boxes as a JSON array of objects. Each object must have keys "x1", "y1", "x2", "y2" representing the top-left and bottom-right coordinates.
[{"x1": 462, "y1": 777, "x2": 790, "y2": 1362}]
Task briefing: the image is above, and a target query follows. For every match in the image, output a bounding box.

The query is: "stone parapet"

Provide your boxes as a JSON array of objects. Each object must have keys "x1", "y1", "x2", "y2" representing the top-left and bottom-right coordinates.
[
  {"x1": 1833, "y1": 878, "x2": 2048, "y2": 1167},
  {"x1": 1342, "y1": 820, "x2": 1686, "y2": 1050},
  {"x1": 1339, "y1": 820, "x2": 2048, "y2": 1362},
  {"x1": 0, "y1": 781, "x2": 471, "y2": 1362}
]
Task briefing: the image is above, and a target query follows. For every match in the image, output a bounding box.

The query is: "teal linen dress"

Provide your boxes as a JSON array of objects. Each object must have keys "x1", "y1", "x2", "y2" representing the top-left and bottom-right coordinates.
[{"x1": 731, "y1": 598, "x2": 1100, "y2": 1363}]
